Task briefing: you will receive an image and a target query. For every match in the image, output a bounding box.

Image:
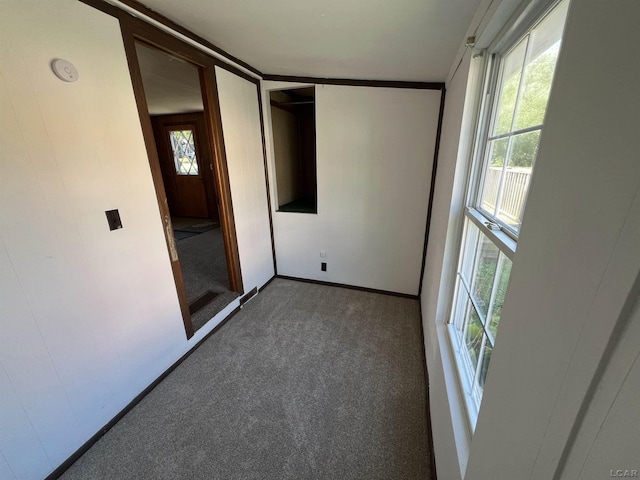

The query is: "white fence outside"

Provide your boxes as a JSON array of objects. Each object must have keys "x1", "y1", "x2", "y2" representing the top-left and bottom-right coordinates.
[{"x1": 482, "y1": 166, "x2": 532, "y2": 225}]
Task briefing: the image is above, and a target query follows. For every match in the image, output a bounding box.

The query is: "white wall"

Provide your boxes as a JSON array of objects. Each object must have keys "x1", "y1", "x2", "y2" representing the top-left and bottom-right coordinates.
[
  {"x1": 467, "y1": 0, "x2": 640, "y2": 477},
  {"x1": 422, "y1": 0, "x2": 640, "y2": 479},
  {"x1": 0, "y1": 2, "x2": 188, "y2": 478},
  {"x1": 216, "y1": 67, "x2": 275, "y2": 293},
  {"x1": 419, "y1": 49, "x2": 476, "y2": 480},
  {"x1": 561, "y1": 290, "x2": 640, "y2": 480},
  {"x1": 0, "y1": 3, "x2": 270, "y2": 479},
  {"x1": 263, "y1": 82, "x2": 442, "y2": 295}
]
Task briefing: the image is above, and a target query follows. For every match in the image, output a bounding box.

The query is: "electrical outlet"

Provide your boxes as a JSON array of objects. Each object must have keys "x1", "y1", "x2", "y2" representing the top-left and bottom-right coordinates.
[
  {"x1": 320, "y1": 251, "x2": 327, "y2": 258},
  {"x1": 321, "y1": 262, "x2": 327, "y2": 272}
]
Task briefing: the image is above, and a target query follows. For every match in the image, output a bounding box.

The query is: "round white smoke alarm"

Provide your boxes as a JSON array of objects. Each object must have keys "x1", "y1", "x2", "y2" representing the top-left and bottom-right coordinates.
[{"x1": 51, "y1": 59, "x2": 79, "y2": 82}]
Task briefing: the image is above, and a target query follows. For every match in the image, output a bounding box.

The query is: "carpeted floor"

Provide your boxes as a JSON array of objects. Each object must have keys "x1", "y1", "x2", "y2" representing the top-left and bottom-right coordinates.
[
  {"x1": 175, "y1": 227, "x2": 239, "y2": 332},
  {"x1": 59, "y1": 278, "x2": 432, "y2": 480}
]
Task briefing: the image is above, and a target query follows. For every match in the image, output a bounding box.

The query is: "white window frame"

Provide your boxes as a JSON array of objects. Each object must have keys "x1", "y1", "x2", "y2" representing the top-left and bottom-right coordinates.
[{"x1": 446, "y1": 0, "x2": 568, "y2": 431}]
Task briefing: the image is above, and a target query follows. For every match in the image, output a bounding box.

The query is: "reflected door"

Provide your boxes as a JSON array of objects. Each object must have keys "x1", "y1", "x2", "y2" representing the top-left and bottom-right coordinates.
[{"x1": 152, "y1": 113, "x2": 217, "y2": 219}]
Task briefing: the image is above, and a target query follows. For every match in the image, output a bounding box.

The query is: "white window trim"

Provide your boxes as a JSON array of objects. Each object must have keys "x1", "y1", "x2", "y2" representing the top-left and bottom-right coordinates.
[
  {"x1": 466, "y1": 208, "x2": 516, "y2": 260},
  {"x1": 443, "y1": 0, "x2": 567, "y2": 433}
]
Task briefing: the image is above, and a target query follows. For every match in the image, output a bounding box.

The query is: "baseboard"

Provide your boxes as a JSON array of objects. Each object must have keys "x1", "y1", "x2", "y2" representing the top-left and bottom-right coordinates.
[
  {"x1": 45, "y1": 304, "x2": 242, "y2": 480},
  {"x1": 259, "y1": 274, "x2": 277, "y2": 292},
  {"x1": 418, "y1": 302, "x2": 439, "y2": 480},
  {"x1": 276, "y1": 275, "x2": 419, "y2": 300}
]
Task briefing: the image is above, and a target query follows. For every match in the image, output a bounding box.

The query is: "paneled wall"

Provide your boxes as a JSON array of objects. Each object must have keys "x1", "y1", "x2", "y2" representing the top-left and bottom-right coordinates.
[
  {"x1": 421, "y1": 0, "x2": 640, "y2": 479},
  {"x1": 263, "y1": 82, "x2": 442, "y2": 296},
  {"x1": 465, "y1": 0, "x2": 640, "y2": 477},
  {"x1": 0, "y1": 3, "x2": 273, "y2": 478},
  {"x1": 216, "y1": 67, "x2": 275, "y2": 293},
  {"x1": 0, "y1": 2, "x2": 188, "y2": 478},
  {"x1": 419, "y1": 48, "x2": 474, "y2": 480}
]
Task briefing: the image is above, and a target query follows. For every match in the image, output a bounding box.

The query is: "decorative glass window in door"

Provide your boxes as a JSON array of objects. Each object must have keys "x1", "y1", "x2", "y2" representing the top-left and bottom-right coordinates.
[{"x1": 169, "y1": 129, "x2": 199, "y2": 175}]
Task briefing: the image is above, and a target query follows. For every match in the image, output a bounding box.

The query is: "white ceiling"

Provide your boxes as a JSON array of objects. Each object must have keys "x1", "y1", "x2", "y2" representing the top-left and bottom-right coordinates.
[{"x1": 135, "y1": 0, "x2": 483, "y2": 82}]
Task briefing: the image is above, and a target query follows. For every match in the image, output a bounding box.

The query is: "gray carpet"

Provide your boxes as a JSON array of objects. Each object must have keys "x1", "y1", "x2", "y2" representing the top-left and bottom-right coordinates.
[
  {"x1": 60, "y1": 279, "x2": 432, "y2": 480},
  {"x1": 175, "y1": 227, "x2": 239, "y2": 332}
]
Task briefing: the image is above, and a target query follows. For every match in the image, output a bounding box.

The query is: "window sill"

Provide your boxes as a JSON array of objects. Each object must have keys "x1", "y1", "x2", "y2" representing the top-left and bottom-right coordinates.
[
  {"x1": 436, "y1": 322, "x2": 473, "y2": 479},
  {"x1": 447, "y1": 324, "x2": 480, "y2": 431}
]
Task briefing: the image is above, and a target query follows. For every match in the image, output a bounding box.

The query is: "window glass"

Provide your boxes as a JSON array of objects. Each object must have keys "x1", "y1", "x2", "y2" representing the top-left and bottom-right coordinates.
[
  {"x1": 470, "y1": 236, "x2": 500, "y2": 318},
  {"x1": 513, "y1": 1, "x2": 568, "y2": 130},
  {"x1": 480, "y1": 138, "x2": 508, "y2": 214},
  {"x1": 476, "y1": 341, "x2": 493, "y2": 398},
  {"x1": 464, "y1": 306, "x2": 484, "y2": 372},
  {"x1": 169, "y1": 129, "x2": 199, "y2": 175},
  {"x1": 491, "y1": 39, "x2": 527, "y2": 136},
  {"x1": 488, "y1": 255, "x2": 512, "y2": 338},
  {"x1": 478, "y1": 1, "x2": 567, "y2": 233},
  {"x1": 449, "y1": 0, "x2": 568, "y2": 427},
  {"x1": 497, "y1": 130, "x2": 539, "y2": 228}
]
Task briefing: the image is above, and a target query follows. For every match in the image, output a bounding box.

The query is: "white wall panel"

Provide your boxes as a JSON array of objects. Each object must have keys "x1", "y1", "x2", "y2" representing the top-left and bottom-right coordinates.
[
  {"x1": 215, "y1": 67, "x2": 275, "y2": 292},
  {"x1": 0, "y1": 2, "x2": 202, "y2": 477},
  {"x1": 0, "y1": 450, "x2": 17, "y2": 480},
  {"x1": 264, "y1": 83, "x2": 441, "y2": 295},
  {"x1": 0, "y1": 363, "x2": 51, "y2": 479},
  {"x1": 422, "y1": 1, "x2": 640, "y2": 479},
  {"x1": 420, "y1": 49, "x2": 474, "y2": 480},
  {"x1": 461, "y1": 0, "x2": 640, "y2": 478},
  {"x1": 560, "y1": 291, "x2": 640, "y2": 480}
]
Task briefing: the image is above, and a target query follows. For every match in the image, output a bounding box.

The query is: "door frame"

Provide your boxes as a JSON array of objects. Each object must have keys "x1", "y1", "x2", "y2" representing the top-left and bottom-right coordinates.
[{"x1": 119, "y1": 15, "x2": 244, "y2": 339}]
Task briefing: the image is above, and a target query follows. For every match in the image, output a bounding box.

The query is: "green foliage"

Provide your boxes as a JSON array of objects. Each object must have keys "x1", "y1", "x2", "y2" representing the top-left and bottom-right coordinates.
[
  {"x1": 488, "y1": 260, "x2": 512, "y2": 337},
  {"x1": 465, "y1": 324, "x2": 482, "y2": 364},
  {"x1": 490, "y1": 46, "x2": 559, "y2": 168},
  {"x1": 474, "y1": 257, "x2": 496, "y2": 312}
]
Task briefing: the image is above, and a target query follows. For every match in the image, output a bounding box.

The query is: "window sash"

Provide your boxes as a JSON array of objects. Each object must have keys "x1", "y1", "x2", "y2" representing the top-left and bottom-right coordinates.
[
  {"x1": 449, "y1": 218, "x2": 513, "y2": 429},
  {"x1": 447, "y1": 0, "x2": 567, "y2": 430},
  {"x1": 468, "y1": 1, "x2": 566, "y2": 236}
]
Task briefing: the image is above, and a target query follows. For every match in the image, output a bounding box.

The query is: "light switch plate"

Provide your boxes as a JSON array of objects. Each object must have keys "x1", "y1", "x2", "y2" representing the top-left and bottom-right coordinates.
[{"x1": 105, "y1": 209, "x2": 122, "y2": 231}]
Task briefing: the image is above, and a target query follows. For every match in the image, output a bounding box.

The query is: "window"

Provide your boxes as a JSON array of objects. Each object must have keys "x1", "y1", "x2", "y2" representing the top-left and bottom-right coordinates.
[
  {"x1": 448, "y1": 0, "x2": 568, "y2": 427},
  {"x1": 169, "y1": 128, "x2": 199, "y2": 175},
  {"x1": 269, "y1": 87, "x2": 317, "y2": 214}
]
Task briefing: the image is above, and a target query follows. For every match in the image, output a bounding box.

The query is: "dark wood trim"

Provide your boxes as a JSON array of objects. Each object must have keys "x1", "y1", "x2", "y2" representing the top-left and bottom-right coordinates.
[
  {"x1": 80, "y1": 0, "x2": 445, "y2": 95},
  {"x1": 257, "y1": 87, "x2": 278, "y2": 274},
  {"x1": 200, "y1": 65, "x2": 244, "y2": 295},
  {"x1": 44, "y1": 304, "x2": 242, "y2": 480},
  {"x1": 124, "y1": 15, "x2": 259, "y2": 85},
  {"x1": 418, "y1": 87, "x2": 447, "y2": 295},
  {"x1": 150, "y1": 113, "x2": 219, "y2": 222},
  {"x1": 417, "y1": 302, "x2": 439, "y2": 480},
  {"x1": 120, "y1": 23, "x2": 194, "y2": 339},
  {"x1": 120, "y1": 11, "x2": 247, "y2": 335},
  {"x1": 123, "y1": 16, "x2": 211, "y2": 69},
  {"x1": 188, "y1": 290, "x2": 219, "y2": 315},
  {"x1": 276, "y1": 275, "x2": 419, "y2": 300},
  {"x1": 239, "y1": 286, "x2": 258, "y2": 306},
  {"x1": 263, "y1": 74, "x2": 445, "y2": 90},
  {"x1": 112, "y1": 0, "x2": 262, "y2": 78},
  {"x1": 80, "y1": 0, "x2": 259, "y2": 85},
  {"x1": 259, "y1": 275, "x2": 277, "y2": 292},
  {"x1": 78, "y1": 0, "x2": 120, "y2": 17}
]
